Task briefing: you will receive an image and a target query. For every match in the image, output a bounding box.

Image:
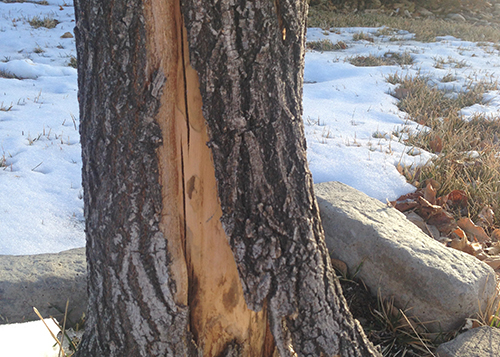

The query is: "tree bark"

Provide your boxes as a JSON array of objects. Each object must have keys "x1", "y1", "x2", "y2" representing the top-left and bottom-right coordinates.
[{"x1": 74, "y1": 0, "x2": 381, "y2": 355}]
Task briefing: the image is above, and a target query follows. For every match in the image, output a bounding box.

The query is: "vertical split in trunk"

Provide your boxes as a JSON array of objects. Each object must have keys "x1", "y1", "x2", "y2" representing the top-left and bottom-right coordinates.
[
  {"x1": 145, "y1": 0, "x2": 271, "y2": 354},
  {"x1": 76, "y1": 0, "x2": 272, "y2": 355},
  {"x1": 75, "y1": 0, "x2": 380, "y2": 355}
]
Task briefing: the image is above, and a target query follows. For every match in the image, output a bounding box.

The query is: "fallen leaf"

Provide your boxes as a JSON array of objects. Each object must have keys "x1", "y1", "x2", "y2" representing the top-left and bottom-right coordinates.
[
  {"x1": 486, "y1": 241, "x2": 500, "y2": 255},
  {"x1": 331, "y1": 258, "x2": 348, "y2": 277},
  {"x1": 457, "y1": 217, "x2": 490, "y2": 243},
  {"x1": 451, "y1": 227, "x2": 467, "y2": 240},
  {"x1": 483, "y1": 256, "x2": 500, "y2": 270},
  {"x1": 449, "y1": 228, "x2": 470, "y2": 252},
  {"x1": 423, "y1": 182, "x2": 437, "y2": 205},
  {"x1": 447, "y1": 190, "x2": 467, "y2": 209},
  {"x1": 436, "y1": 194, "x2": 449, "y2": 207},
  {"x1": 429, "y1": 135, "x2": 443, "y2": 153},
  {"x1": 418, "y1": 196, "x2": 442, "y2": 220},
  {"x1": 492, "y1": 229, "x2": 500, "y2": 242},
  {"x1": 478, "y1": 206, "x2": 495, "y2": 227},
  {"x1": 426, "y1": 224, "x2": 441, "y2": 240},
  {"x1": 405, "y1": 212, "x2": 426, "y2": 231},
  {"x1": 423, "y1": 178, "x2": 441, "y2": 191},
  {"x1": 418, "y1": 197, "x2": 456, "y2": 234},
  {"x1": 394, "y1": 201, "x2": 419, "y2": 212},
  {"x1": 470, "y1": 242, "x2": 484, "y2": 257}
]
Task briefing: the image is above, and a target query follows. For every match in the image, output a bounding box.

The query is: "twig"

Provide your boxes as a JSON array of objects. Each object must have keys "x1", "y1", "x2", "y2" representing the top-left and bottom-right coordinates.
[
  {"x1": 59, "y1": 299, "x2": 69, "y2": 357},
  {"x1": 400, "y1": 309, "x2": 435, "y2": 357},
  {"x1": 31, "y1": 161, "x2": 43, "y2": 171},
  {"x1": 33, "y1": 307, "x2": 66, "y2": 356}
]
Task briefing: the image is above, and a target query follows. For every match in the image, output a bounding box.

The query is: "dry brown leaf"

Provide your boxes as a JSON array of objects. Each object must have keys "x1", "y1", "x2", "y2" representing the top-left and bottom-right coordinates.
[
  {"x1": 486, "y1": 241, "x2": 500, "y2": 255},
  {"x1": 429, "y1": 135, "x2": 443, "y2": 153},
  {"x1": 418, "y1": 196, "x2": 443, "y2": 220},
  {"x1": 492, "y1": 229, "x2": 500, "y2": 242},
  {"x1": 483, "y1": 257, "x2": 500, "y2": 270},
  {"x1": 457, "y1": 217, "x2": 491, "y2": 243},
  {"x1": 423, "y1": 182, "x2": 437, "y2": 205},
  {"x1": 447, "y1": 190, "x2": 467, "y2": 209},
  {"x1": 449, "y1": 227, "x2": 468, "y2": 248},
  {"x1": 394, "y1": 201, "x2": 419, "y2": 212},
  {"x1": 391, "y1": 191, "x2": 423, "y2": 212},
  {"x1": 436, "y1": 194, "x2": 449, "y2": 207},
  {"x1": 426, "y1": 224, "x2": 441, "y2": 240},
  {"x1": 405, "y1": 212, "x2": 426, "y2": 231},
  {"x1": 478, "y1": 206, "x2": 495, "y2": 227},
  {"x1": 331, "y1": 258, "x2": 348, "y2": 277},
  {"x1": 423, "y1": 179, "x2": 441, "y2": 191},
  {"x1": 451, "y1": 227, "x2": 466, "y2": 239},
  {"x1": 470, "y1": 242, "x2": 484, "y2": 257},
  {"x1": 428, "y1": 212, "x2": 457, "y2": 234},
  {"x1": 418, "y1": 197, "x2": 456, "y2": 234}
]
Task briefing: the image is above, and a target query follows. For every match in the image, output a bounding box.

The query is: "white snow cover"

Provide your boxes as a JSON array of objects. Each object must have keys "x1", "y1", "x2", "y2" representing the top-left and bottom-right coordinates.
[{"x1": 1, "y1": 2, "x2": 500, "y2": 355}]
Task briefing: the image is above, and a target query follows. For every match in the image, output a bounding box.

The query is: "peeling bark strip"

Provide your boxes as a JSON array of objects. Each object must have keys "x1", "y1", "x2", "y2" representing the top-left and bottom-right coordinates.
[
  {"x1": 74, "y1": 0, "x2": 194, "y2": 355},
  {"x1": 181, "y1": 1, "x2": 381, "y2": 356}
]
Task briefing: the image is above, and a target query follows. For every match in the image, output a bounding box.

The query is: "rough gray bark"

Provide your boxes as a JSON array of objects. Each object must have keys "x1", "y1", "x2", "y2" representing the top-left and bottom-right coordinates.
[
  {"x1": 74, "y1": 1, "x2": 193, "y2": 355},
  {"x1": 181, "y1": 0, "x2": 380, "y2": 355},
  {"x1": 74, "y1": 0, "x2": 381, "y2": 355}
]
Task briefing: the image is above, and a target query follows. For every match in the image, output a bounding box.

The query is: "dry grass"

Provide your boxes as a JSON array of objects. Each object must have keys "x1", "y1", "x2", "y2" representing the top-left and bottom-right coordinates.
[
  {"x1": 353, "y1": 31, "x2": 374, "y2": 42},
  {"x1": 68, "y1": 56, "x2": 77, "y2": 68},
  {"x1": 0, "y1": 69, "x2": 19, "y2": 79},
  {"x1": 28, "y1": 15, "x2": 59, "y2": 29},
  {"x1": 389, "y1": 73, "x2": 500, "y2": 225},
  {"x1": 306, "y1": 38, "x2": 347, "y2": 51},
  {"x1": 308, "y1": 8, "x2": 500, "y2": 43},
  {"x1": 348, "y1": 51, "x2": 413, "y2": 67}
]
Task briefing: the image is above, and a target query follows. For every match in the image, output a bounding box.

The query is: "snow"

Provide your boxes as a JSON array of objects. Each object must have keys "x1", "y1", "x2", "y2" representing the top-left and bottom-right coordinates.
[
  {"x1": 0, "y1": 319, "x2": 61, "y2": 356},
  {"x1": 1, "y1": 2, "x2": 500, "y2": 355}
]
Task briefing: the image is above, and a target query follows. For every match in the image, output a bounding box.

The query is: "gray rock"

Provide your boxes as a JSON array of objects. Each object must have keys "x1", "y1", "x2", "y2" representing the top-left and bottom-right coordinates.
[
  {"x1": 0, "y1": 248, "x2": 87, "y2": 327},
  {"x1": 315, "y1": 181, "x2": 497, "y2": 333},
  {"x1": 436, "y1": 326, "x2": 500, "y2": 357}
]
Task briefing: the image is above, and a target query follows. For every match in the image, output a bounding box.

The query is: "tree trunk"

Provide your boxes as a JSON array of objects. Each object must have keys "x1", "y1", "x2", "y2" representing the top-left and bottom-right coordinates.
[{"x1": 74, "y1": 0, "x2": 381, "y2": 355}]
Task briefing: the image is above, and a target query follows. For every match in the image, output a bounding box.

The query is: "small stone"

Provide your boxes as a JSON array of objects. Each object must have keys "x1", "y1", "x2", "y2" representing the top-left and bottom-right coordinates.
[
  {"x1": 446, "y1": 13, "x2": 467, "y2": 22},
  {"x1": 61, "y1": 32, "x2": 74, "y2": 38},
  {"x1": 418, "y1": 8, "x2": 434, "y2": 17}
]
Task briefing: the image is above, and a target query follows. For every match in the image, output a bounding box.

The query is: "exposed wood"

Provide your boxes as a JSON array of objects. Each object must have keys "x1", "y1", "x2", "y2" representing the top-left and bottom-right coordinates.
[
  {"x1": 75, "y1": 0, "x2": 381, "y2": 355},
  {"x1": 75, "y1": 0, "x2": 271, "y2": 355},
  {"x1": 180, "y1": 0, "x2": 382, "y2": 355}
]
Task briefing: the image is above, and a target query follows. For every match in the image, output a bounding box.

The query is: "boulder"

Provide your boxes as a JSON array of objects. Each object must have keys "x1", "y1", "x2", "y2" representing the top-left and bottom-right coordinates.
[
  {"x1": 315, "y1": 181, "x2": 497, "y2": 333},
  {"x1": 0, "y1": 248, "x2": 87, "y2": 327},
  {"x1": 436, "y1": 326, "x2": 500, "y2": 357}
]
